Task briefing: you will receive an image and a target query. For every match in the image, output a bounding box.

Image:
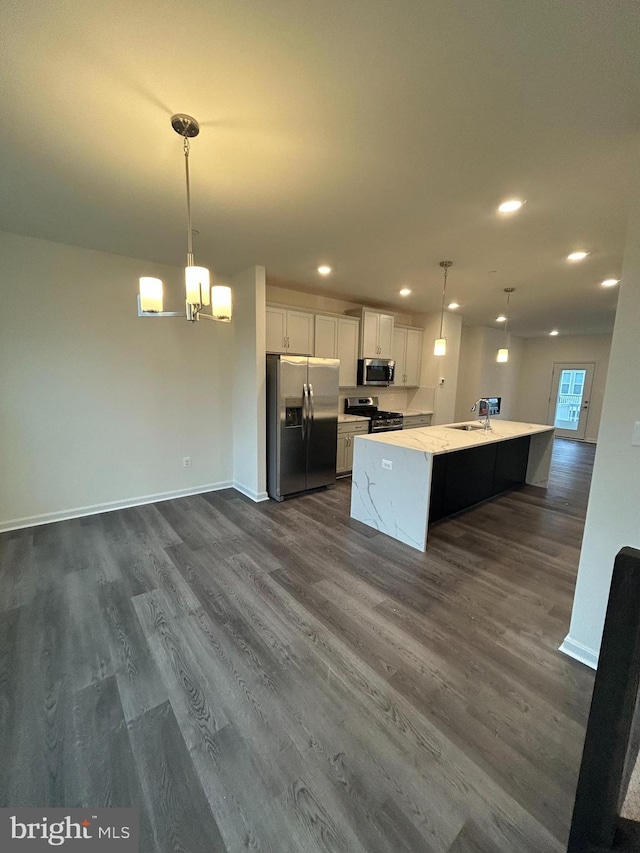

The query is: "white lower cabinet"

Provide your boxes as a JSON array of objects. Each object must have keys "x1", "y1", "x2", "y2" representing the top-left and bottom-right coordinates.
[
  {"x1": 337, "y1": 421, "x2": 369, "y2": 475},
  {"x1": 402, "y1": 414, "x2": 432, "y2": 429}
]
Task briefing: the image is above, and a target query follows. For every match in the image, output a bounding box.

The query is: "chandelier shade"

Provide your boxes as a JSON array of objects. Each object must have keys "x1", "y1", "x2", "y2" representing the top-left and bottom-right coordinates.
[
  {"x1": 212, "y1": 285, "x2": 232, "y2": 322},
  {"x1": 185, "y1": 266, "x2": 210, "y2": 306},
  {"x1": 139, "y1": 277, "x2": 163, "y2": 313}
]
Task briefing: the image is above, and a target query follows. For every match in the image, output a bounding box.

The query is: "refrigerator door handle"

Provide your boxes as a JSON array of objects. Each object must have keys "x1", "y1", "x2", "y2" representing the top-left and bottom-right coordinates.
[
  {"x1": 308, "y1": 383, "x2": 315, "y2": 436},
  {"x1": 301, "y1": 383, "x2": 309, "y2": 440}
]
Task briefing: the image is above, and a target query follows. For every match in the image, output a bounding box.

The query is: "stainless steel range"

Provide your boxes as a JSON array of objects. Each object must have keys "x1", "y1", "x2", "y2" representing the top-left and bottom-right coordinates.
[{"x1": 344, "y1": 396, "x2": 403, "y2": 433}]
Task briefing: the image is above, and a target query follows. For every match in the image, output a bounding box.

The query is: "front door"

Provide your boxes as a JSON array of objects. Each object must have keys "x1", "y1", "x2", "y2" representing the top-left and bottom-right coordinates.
[{"x1": 547, "y1": 362, "x2": 594, "y2": 440}]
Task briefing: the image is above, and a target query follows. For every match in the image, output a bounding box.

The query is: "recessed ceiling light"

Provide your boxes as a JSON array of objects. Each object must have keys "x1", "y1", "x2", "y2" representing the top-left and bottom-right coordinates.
[
  {"x1": 399, "y1": 287, "x2": 412, "y2": 296},
  {"x1": 601, "y1": 278, "x2": 619, "y2": 287},
  {"x1": 317, "y1": 265, "x2": 332, "y2": 275},
  {"x1": 496, "y1": 315, "x2": 506, "y2": 322},
  {"x1": 549, "y1": 330, "x2": 559, "y2": 336},
  {"x1": 567, "y1": 251, "x2": 589, "y2": 261},
  {"x1": 498, "y1": 199, "x2": 524, "y2": 213},
  {"x1": 447, "y1": 302, "x2": 459, "y2": 309}
]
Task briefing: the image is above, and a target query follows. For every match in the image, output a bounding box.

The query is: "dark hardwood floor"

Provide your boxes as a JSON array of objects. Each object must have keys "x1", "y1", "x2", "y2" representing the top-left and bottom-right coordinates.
[{"x1": 0, "y1": 438, "x2": 596, "y2": 852}]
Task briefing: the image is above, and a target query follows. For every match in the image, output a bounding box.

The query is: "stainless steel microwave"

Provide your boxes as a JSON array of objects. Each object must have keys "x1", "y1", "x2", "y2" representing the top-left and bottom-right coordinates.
[{"x1": 357, "y1": 358, "x2": 395, "y2": 387}]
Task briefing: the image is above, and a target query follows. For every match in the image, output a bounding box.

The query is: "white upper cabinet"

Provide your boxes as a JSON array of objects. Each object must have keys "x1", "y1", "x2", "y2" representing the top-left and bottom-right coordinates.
[
  {"x1": 361, "y1": 312, "x2": 380, "y2": 358},
  {"x1": 392, "y1": 325, "x2": 423, "y2": 386},
  {"x1": 266, "y1": 306, "x2": 287, "y2": 353},
  {"x1": 314, "y1": 314, "x2": 360, "y2": 387},
  {"x1": 337, "y1": 317, "x2": 359, "y2": 387},
  {"x1": 393, "y1": 327, "x2": 407, "y2": 384},
  {"x1": 266, "y1": 306, "x2": 314, "y2": 354},
  {"x1": 349, "y1": 309, "x2": 395, "y2": 358},
  {"x1": 287, "y1": 310, "x2": 314, "y2": 354},
  {"x1": 377, "y1": 312, "x2": 394, "y2": 359},
  {"x1": 405, "y1": 327, "x2": 423, "y2": 386},
  {"x1": 314, "y1": 315, "x2": 339, "y2": 358}
]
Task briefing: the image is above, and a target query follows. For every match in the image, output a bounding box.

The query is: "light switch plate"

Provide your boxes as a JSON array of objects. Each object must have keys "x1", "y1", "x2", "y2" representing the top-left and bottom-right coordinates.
[{"x1": 632, "y1": 421, "x2": 640, "y2": 447}]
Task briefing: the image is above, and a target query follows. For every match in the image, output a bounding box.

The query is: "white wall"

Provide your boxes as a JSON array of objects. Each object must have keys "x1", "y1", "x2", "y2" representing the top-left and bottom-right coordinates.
[
  {"x1": 0, "y1": 231, "x2": 234, "y2": 529},
  {"x1": 514, "y1": 335, "x2": 611, "y2": 442},
  {"x1": 413, "y1": 311, "x2": 462, "y2": 424},
  {"x1": 561, "y1": 170, "x2": 640, "y2": 669},
  {"x1": 454, "y1": 327, "x2": 523, "y2": 422},
  {"x1": 232, "y1": 266, "x2": 267, "y2": 501}
]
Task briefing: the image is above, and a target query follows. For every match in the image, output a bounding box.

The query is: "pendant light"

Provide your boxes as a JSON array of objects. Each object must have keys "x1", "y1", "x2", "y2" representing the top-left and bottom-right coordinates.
[
  {"x1": 137, "y1": 114, "x2": 232, "y2": 323},
  {"x1": 434, "y1": 260, "x2": 452, "y2": 356},
  {"x1": 497, "y1": 287, "x2": 515, "y2": 363}
]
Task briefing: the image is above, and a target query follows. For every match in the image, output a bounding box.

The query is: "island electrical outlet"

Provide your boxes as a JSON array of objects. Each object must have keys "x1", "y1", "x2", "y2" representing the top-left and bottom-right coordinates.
[{"x1": 382, "y1": 459, "x2": 393, "y2": 470}]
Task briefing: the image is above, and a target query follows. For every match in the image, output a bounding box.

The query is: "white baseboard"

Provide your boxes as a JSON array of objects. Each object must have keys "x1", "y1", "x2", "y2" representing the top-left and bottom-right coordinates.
[
  {"x1": 0, "y1": 481, "x2": 234, "y2": 533},
  {"x1": 232, "y1": 481, "x2": 270, "y2": 502},
  {"x1": 559, "y1": 635, "x2": 599, "y2": 670}
]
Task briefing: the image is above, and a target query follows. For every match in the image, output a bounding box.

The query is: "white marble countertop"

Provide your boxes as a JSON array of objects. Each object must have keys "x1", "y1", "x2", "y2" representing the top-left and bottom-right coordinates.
[
  {"x1": 338, "y1": 413, "x2": 370, "y2": 424},
  {"x1": 398, "y1": 409, "x2": 434, "y2": 417},
  {"x1": 354, "y1": 419, "x2": 554, "y2": 455}
]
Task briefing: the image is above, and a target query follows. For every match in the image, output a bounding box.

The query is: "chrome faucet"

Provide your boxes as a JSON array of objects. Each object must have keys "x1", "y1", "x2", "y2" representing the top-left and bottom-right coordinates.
[{"x1": 471, "y1": 398, "x2": 492, "y2": 430}]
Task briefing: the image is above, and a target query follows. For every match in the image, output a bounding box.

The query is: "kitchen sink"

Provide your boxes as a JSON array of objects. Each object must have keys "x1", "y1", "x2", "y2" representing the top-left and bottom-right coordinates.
[{"x1": 446, "y1": 424, "x2": 486, "y2": 431}]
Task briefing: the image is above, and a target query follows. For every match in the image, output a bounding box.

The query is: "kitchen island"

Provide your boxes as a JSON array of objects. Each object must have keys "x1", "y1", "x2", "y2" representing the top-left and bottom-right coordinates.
[{"x1": 350, "y1": 419, "x2": 555, "y2": 551}]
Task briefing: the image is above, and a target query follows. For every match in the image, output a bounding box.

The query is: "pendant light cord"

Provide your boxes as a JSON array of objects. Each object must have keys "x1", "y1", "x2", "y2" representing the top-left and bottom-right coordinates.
[
  {"x1": 184, "y1": 136, "x2": 194, "y2": 265},
  {"x1": 439, "y1": 264, "x2": 448, "y2": 339},
  {"x1": 504, "y1": 290, "x2": 511, "y2": 343}
]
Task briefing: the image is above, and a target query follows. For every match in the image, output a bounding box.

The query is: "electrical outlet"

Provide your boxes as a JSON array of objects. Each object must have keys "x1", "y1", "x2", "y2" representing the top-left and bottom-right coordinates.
[
  {"x1": 382, "y1": 459, "x2": 393, "y2": 470},
  {"x1": 183, "y1": 456, "x2": 191, "y2": 468}
]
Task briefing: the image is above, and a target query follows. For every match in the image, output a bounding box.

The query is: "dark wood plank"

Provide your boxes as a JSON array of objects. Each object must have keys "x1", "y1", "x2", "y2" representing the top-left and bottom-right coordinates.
[
  {"x1": 447, "y1": 818, "x2": 503, "y2": 852},
  {"x1": 127, "y1": 701, "x2": 227, "y2": 853},
  {"x1": 98, "y1": 581, "x2": 168, "y2": 721},
  {"x1": 63, "y1": 676, "x2": 156, "y2": 852}
]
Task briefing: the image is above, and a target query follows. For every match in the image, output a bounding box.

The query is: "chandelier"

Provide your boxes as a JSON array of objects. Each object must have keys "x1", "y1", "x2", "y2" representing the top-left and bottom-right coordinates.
[{"x1": 137, "y1": 114, "x2": 232, "y2": 323}]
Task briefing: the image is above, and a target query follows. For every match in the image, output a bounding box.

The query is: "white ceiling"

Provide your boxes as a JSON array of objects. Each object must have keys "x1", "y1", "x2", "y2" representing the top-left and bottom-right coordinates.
[{"x1": 2, "y1": 0, "x2": 639, "y2": 336}]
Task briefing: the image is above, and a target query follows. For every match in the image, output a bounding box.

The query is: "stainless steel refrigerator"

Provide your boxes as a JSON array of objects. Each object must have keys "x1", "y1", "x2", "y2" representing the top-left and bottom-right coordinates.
[{"x1": 266, "y1": 354, "x2": 339, "y2": 501}]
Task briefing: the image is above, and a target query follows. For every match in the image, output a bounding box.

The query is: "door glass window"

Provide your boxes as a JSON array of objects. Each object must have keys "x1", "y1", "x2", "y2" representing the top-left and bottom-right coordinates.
[{"x1": 554, "y1": 369, "x2": 586, "y2": 431}]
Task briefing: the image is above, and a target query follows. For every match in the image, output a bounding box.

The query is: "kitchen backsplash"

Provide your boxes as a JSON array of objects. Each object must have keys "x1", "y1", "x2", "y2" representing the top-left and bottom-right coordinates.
[{"x1": 339, "y1": 386, "x2": 435, "y2": 413}]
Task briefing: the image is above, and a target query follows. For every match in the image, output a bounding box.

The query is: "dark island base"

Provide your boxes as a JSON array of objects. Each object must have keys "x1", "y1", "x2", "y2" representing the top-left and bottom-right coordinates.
[{"x1": 429, "y1": 435, "x2": 531, "y2": 524}]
